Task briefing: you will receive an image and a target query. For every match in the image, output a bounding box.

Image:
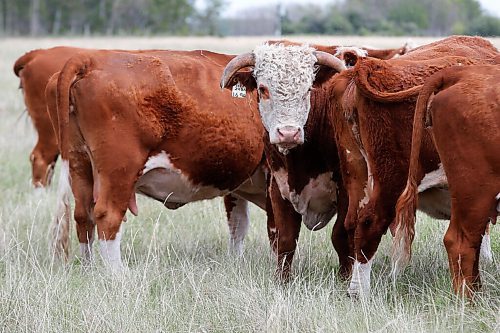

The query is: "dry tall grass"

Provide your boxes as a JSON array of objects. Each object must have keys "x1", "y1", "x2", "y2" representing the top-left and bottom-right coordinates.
[{"x1": 0, "y1": 37, "x2": 498, "y2": 333}]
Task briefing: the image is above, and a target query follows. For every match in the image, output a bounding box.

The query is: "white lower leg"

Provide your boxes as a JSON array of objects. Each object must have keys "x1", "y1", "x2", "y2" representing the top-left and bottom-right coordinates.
[
  {"x1": 479, "y1": 230, "x2": 493, "y2": 265},
  {"x1": 348, "y1": 259, "x2": 373, "y2": 298},
  {"x1": 79, "y1": 237, "x2": 94, "y2": 263},
  {"x1": 227, "y1": 197, "x2": 249, "y2": 256},
  {"x1": 99, "y1": 224, "x2": 124, "y2": 270}
]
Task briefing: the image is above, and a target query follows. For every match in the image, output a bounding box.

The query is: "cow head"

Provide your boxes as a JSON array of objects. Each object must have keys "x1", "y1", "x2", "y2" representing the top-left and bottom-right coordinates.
[{"x1": 221, "y1": 43, "x2": 346, "y2": 154}]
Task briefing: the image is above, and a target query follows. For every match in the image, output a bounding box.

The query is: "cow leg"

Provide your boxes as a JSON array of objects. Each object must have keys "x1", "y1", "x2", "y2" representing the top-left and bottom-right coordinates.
[
  {"x1": 71, "y1": 152, "x2": 95, "y2": 263},
  {"x1": 479, "y1": 222, "x2": 493, "y2": 264},
  {"x1": 30, "y1": 141, "x2": 59, "y2": 189},
  {"x1": 266, "y1": 177, "x2": 302, "y2": 281},
  {"x1": 224, "y1": 194, "x2": 249, "y2": 256},
  {"x1": 92, "y1": 152, "x2": 145, "y2": 271},
  {"x1": 331, "y1": 184, "x2": 354, "y2": 280},
  {"x1": 443, "y1": 197, "x2": 491, "y2": 297}
]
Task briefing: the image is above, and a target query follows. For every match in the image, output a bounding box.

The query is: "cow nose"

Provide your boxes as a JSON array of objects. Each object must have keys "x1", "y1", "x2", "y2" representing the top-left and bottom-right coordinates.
[{"x1": 277, "y1": 126, "x2": 301, "y2": 144}]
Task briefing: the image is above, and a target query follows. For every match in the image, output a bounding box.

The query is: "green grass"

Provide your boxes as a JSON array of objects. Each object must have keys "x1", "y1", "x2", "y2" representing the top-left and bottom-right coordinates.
[{"x1": 0, "y1": 37, "x2": 499, "y2": 333}]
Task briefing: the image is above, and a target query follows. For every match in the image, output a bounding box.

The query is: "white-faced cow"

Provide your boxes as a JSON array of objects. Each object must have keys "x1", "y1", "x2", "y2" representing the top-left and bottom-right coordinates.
[{"x1": 220, "y1": 41, "x2": 414, "y2": 279}]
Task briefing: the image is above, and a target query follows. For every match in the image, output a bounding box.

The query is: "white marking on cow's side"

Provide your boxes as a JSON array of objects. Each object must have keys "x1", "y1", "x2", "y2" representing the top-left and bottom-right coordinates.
[
  {"x1": 99, "y1": 224, "x2": 123, "y2": 271},
  {"x1": 480, "y1": 233, "x2": 493, "y2": 264},
  {"x1": 227, "y1": 197, "x2": 249, "y2": 256},
  {"x1": 348, "y1": 259, "x2": 373, "y2": 298},
  {"x1": 416, "y1": 164, "x2": 451, "y2": 219},
  {"x1": 346, "y1": 149, "x2": 351, "y2": 155},
  {"x1": 417, "y1": 163, "x2": 447, "y2": 192},
  {"x1": 137, "y1": 151, "x2": 229, "y2": 208},
  {"x1": 273, "y1": 169, "x2": 337, "y2": 230},
  {"x1": 334, "y1": 46, "x2": 368, "y2": 58}
]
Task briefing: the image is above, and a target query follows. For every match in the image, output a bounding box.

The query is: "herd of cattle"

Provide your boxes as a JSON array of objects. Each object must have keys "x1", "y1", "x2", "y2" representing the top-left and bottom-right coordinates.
[{"x1": 13, "y1": 35, "x2": 498, "y2": 298}]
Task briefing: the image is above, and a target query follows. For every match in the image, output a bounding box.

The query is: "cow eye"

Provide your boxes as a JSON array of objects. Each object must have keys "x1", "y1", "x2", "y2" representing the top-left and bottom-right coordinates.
[{"x1": 258, "y1": 85, "x2": 270, "y2": 99}]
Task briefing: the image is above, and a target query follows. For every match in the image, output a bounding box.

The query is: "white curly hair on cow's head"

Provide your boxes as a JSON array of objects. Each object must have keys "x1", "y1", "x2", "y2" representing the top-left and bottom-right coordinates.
[{"x1": 252, "y1": 43, "x2": 318, "y2": 154}]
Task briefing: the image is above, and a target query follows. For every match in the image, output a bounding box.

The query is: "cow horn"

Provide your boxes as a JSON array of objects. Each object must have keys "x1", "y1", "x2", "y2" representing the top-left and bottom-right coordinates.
[
  {"x1": 220, "y1": 52, "x2": 255, "y2": 89},
  {"x1": 314, "y1": 51, "x2": 347, "y2": 73}
]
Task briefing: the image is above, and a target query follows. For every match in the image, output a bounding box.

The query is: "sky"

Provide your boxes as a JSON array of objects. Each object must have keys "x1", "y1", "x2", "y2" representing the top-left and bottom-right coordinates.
[{"x1": 196, "y1": 0, "x2": 500, "y2": 18}]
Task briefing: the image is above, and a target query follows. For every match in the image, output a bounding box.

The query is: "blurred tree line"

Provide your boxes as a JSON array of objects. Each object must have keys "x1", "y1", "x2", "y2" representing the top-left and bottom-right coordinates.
[
  {"x1": 1, "y1": 0, "x2": 499, "y2": 36},
  {"x1": 0, "y1": 0, "x2": 224, "y2": 35},
  {"x1": 282, "y1": 0, "x2": 500, "y2": 36}
]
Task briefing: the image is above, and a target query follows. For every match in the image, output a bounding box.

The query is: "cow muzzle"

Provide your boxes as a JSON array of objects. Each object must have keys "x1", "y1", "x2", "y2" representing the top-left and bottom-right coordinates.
[{"x1": 272, "y1": 126, "x2": 303, "y2": 151}]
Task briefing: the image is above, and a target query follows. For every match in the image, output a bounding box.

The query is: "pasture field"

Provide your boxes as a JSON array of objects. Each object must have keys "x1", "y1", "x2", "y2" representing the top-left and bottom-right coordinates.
[{"x1": 0, "y1": 36, "x2": 499, "y2": 333}]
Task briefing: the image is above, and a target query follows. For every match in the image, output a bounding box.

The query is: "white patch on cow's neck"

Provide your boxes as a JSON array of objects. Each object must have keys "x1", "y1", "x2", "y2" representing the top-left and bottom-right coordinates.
[
  {"x1": 334, "y1": 46, "x2": 368, "y2": 57},
  {"x1": 227, "y1": 197, "x2": 249, "y2": 256},
  {"x1": 418, "y1": 163, "x2": 448, "y2": 192},
  {"x1": 348, "y1": 259, "x2": 373, "y2": 298},
  {"x1": 137, "y1": 151, "x2": 229, "y2": 207},
  {"x1": 252, "y1": 43, "x2": 316, "y2": 135},
  {"x1": 273, "y1": 169, "x2": 337, "y2": 230},
  {"x1": 99, "y1": 224, "x2": 123, "y2": 271}
]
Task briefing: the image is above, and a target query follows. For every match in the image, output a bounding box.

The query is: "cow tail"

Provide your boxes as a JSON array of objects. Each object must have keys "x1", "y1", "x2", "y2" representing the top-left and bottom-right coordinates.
[
  {"x1": 354, "y1": 62, "x2": 423, "y2": 103},
  {"x1": 50, "y1": 54, "x2": 92, "y2": 259},
  {"x1": 391, "y1": 70, "x2": 445, "y2": 277}
]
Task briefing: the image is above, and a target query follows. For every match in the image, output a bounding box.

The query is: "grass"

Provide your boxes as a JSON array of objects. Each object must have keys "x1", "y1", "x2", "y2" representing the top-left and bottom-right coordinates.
[{"x1": 0, "y1": 36, "x2": 499, "y2": 333}]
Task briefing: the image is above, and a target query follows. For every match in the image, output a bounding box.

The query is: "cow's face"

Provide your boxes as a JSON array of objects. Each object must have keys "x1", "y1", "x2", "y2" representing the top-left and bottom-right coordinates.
[
  {"x1": 252, "y1": 44, "x2": 317, "y2": 153},
  {"x1": 221, "y1": 43, "x2": 346, "y2": 155}
]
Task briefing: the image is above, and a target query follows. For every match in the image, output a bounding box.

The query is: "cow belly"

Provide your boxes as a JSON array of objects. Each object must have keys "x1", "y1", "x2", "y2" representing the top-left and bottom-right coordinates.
[
  {"x1": 417, "y1": 187, "x2": 451, "y2": 219},
  {"x1": 136, "y1": 151, "x2": 229, "y2": 209},
  {"x1": 417, "y1": 164, "x2": 450, "y2": 219},
  {"x1": 274, "y1": 169, "x2": 338, "y2": 230}
]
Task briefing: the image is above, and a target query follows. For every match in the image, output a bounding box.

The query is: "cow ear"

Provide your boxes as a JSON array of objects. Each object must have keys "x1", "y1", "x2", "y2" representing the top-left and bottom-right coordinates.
[
  {"x1": 342, "y1": 51, "x2": 360, "y2": 67},
  {"x1": 223, "y1": 70, "x2": 256, "y2": 92}
]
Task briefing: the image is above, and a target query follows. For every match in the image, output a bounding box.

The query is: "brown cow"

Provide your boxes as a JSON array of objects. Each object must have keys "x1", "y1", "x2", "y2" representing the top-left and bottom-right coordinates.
[
  {"x1": 47, "y1": 50, "x2": 266, "y2": 268},
  {"x1": 14, "y1": 47, "x2": 88, "y2": 188},
  {"x1": 15, "y1": 46, "x2": 261, "y2": 259},
  {"x1": 394, "y1": 64, "x2": 499, "y2": 296},
  {"x1": 222, "y1": 35, "x2": 498, "y2": 294},
  {"x1": 334, "y1": 36, "x2": 497, "y2": 297}
]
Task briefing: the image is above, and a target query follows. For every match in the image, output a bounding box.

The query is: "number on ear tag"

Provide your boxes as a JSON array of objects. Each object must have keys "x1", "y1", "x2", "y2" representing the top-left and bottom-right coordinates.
[{"x1": 232, "y1": 82, "x2": 246, "y2": 98}]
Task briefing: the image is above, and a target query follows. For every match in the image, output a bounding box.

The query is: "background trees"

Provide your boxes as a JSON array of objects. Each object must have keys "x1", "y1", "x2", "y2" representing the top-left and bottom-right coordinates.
[{"x1": 0, "y1": 0, "x2": 498, "y2": 36}]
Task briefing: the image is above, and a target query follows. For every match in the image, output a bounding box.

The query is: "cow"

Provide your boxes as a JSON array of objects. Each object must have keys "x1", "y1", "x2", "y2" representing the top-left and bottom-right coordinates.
[
  {"x1": 46, "y1": 49, "x2": 267, "y2": 269},
  {"x1": 221, "y1": 35, "x2": 498, "y2": 294},
  {"x1": 218, "y1": 41, "x2": 414, "y2": 280},
  {"x1": 14, "y1": 46, "x2": 262, "y2": 259},
  {"x1": 394, "y1": 64, "x2": 499, "y2": 296},
  {"x1": 13, "y1": 47, "x2": 88, "y2": 188}
]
